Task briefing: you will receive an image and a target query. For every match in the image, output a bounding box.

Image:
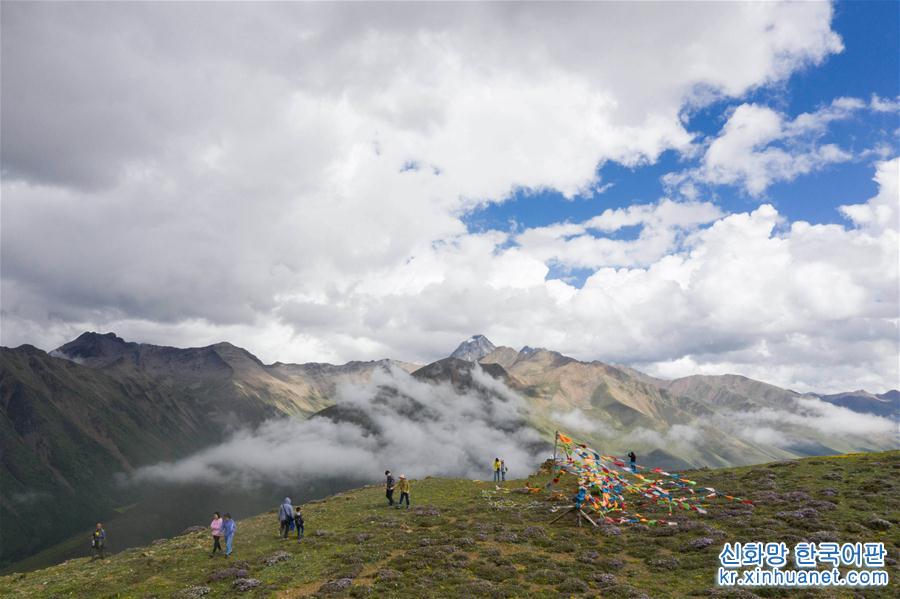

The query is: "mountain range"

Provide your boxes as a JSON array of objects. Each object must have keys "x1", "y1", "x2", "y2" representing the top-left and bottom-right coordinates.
[{"x1": 1, "y1": 332, "x2": 896, "y2": 567}]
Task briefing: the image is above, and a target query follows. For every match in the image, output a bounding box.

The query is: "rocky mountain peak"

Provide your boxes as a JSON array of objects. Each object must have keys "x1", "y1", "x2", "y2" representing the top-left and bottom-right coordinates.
[
  {"x1": 50, "y1": 331, "x2": 135, "y2": 366},
  {"x1": 449, "y1": 335, "x2": 496, "y2": 362}
]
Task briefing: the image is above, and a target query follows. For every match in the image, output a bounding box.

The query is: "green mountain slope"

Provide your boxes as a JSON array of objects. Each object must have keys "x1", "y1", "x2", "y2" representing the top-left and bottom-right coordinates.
[
  {"x1": 0, "y1": 334, "x2": 417, "y2": 567},
  {"x1": 0, "y1": 343, "x2": 287, "y2": 565},
  {"x1": 2, "y1": 451, "x2": 896, "y2": 598}
]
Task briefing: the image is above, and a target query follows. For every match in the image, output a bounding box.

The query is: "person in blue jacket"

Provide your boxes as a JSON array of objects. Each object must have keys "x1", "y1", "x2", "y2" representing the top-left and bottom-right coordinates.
[
  {"x1": 90, "y1": 522, "x2": 106, "y2": 560},
  {"x1": 278, "y1": 497, "x2": 294, "y2": 539},
  {"x1": 222, "y1": 513, "x2": 236, "y2": 557}
]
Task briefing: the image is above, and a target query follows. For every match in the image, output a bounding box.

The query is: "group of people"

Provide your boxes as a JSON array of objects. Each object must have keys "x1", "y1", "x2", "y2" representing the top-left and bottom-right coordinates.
[
  {"x1": 209, "y1": 512, "x2": 237, "y2": 557},
  {"x1": 492, "y1": 457, "x2": 509, "y2": 482},
  {"x1": 277, "y1": 497, "x2": 306, "y2": 541},
  {"x1": 91, "y1": 450, "x2": 638, "y2": 563},
  {"x1": 384, "y1": 470, "x2": 411, "y2": 507}
]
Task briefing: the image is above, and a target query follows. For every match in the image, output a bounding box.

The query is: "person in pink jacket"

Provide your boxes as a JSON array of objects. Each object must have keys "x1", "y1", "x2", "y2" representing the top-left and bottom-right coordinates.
[{"x1": 209, "y1": 511, "x2": 224, "y2": 557}]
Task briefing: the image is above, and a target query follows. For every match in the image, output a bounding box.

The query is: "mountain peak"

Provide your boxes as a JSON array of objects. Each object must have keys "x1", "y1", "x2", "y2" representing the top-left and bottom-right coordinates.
[
  {"x1": 449, "y1": 335, "x2": 496, "y2": 362},
  {"x1": 50, "y1": 331, "x2": 135, "y2": 366}
]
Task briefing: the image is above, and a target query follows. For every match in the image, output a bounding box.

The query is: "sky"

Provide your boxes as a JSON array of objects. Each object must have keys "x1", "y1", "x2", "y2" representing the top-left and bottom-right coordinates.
[{"x1": 1, "y1": 1, "x2": 898, "y2": 393}]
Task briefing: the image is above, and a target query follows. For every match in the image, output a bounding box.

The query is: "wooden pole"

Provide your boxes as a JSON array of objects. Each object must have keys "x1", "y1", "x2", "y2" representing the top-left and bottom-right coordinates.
[
  {"x1": 552, "y1": 429, "x2": 559, "y2": 473},
  {"x1": 549, "y1": 505, "x2": 599, "y2": 528},
  {"x1": 547, "y1": 430, "x2": 560, "y2": 489},
  {"x1": 553, "y1": 429, "x2": 559, "y2": 463}
]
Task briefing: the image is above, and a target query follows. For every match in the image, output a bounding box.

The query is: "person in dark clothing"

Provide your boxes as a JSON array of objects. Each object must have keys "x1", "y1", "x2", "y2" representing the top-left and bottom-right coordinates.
[
  {"x1": 91, "y1": 523, "x2": 106, "y2": 560},
  {"x1": 628, "y1": 451, "x2": 637, "y2": 473},
  {"x1": 278, "y1": 497, "x2": 294, "y2": 539},
  {"x1": 385, "y1": 470, "x2": 395, "y2": 506},
  {"x1": 294, "y1": 506, "x2": 305, "y2": 541}
]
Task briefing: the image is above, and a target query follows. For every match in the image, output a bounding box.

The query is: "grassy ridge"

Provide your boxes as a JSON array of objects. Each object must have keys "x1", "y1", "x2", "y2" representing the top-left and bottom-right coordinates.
[{"x1": 1, "y1": 451, "x2": 897, "y2": 598}]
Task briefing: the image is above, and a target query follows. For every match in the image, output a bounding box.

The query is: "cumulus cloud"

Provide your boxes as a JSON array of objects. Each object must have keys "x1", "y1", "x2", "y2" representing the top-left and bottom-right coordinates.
[
  {"x1": 515, "y1": 199, "x2": 723, "y2": 269},
  {"x1": 4, "y1": 2, "x2": 894, "y2": 394},
  {"x1": 870, "y1": 94, "x2": 900, "y2": 113},
  {"x1": 132, "y1": 366, "x2": 546, "y2": 486},
  {"x1": 665, "y1": 97, "x2": 873, "y2": 196},
  {"x1": 840, "y1": 157, "x2": 899, "y2": 232}
]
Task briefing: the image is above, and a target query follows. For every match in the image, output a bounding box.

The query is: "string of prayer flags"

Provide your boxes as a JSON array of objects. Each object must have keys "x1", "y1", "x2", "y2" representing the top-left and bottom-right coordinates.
[{"x1": 549, "y1": 430, "x2": 752, "y2": 526}]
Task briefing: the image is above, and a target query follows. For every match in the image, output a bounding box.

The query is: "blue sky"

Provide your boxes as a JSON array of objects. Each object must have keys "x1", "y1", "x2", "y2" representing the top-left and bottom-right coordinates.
[
  {"x1": 464, "y1": 0, "x2": 900, "y2": 287},
  {"x1": 2, "y1": 1, "x2": 897, "y2": 392}
]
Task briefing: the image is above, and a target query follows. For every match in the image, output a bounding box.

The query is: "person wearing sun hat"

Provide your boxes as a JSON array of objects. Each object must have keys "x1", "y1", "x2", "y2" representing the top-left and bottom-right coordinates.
[{"x1": 396, "y1": 474, "x2": 411, "y2": 508}]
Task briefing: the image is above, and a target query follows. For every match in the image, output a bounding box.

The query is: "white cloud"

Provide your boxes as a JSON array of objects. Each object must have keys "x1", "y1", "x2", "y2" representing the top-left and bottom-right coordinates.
[
  {"x1": 4, "y1": 2, "x2": 893, "y2": 395},
  {"x1": 630, "y1": 424, "x2": 704, "y2": 453},
  {"x1": 513, "y1": 199, "x2": 724, "y2": 270},
  {"x1": 712, "y1": 397, "x2": 897, "y2": 449},
  {"x1": 870, "y1": 94, "x2": 900, "y2": 113},
  {"x1": 338, "y1": 158, "x2": 896, "y2": 393},
  {"x1": 667, "y1": 97, "x2": 869, "y2": 196},
  {"x1": 132, "y1": 365, "x2": 545, "y2": 486},
  {"x1": 550, "y1": 408, "x2": 614, "y2": 436},
  {"x1": 840, "y1": 157, "x2": 899, "y2": 232}
]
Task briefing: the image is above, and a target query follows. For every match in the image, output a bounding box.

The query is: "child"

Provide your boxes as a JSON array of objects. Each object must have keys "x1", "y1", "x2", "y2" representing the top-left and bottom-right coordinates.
[
  {"x1": 222, "y1": 513, "x2": 237, "y2": 557},
  {"x1": 396, "y1": 474, "x2": 410, "y2": 508},
  {"x1": 210, "y1": 511, "x2": 223, "y2": 557},
  {"x1": 294, "y1": 506, "x2": 305, "y2": 541},
  {"x1": 90, "y1": 522, "x2": 106, "y2": 560}
]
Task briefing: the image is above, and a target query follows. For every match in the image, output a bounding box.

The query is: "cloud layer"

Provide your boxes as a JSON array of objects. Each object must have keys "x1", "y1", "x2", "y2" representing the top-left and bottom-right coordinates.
[
  {"x1": 132, "y1": 366, "x2": 544, "y2": 486},
  {"x1": 3, "y1": 2, "x2": 896, "y2": 392}
]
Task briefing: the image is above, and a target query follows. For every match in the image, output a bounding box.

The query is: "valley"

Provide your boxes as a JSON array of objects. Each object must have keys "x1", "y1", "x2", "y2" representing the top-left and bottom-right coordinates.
[{"x1": 1, "y1": 332, "x2": 896, "y2": 571}]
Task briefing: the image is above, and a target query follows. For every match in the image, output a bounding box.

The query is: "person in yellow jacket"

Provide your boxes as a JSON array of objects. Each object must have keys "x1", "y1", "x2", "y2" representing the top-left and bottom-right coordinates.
[
  {"x1": 396, "y1": 475, "x2": 411, "y2": 508},
  {"x1": 493, "y1": 457, "x2": 501, "y2": 482}
]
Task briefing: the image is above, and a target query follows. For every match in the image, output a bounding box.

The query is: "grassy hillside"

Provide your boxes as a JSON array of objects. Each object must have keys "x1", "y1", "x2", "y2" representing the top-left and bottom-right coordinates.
[
  {"x1": 0, "y1": 335, "x2": 416, "y2": 566},
  {"x1": 0, "y1": 343, "x2": 293, "y2": 566},
  {"x1": 2, "y1": 451, "x2": 897, "y2": 598}
]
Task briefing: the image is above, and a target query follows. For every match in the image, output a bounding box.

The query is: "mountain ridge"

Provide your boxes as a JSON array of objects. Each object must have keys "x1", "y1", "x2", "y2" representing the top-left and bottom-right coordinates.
[{"x1": 2, "y1": 332, "x2": 896, "y2": 569}]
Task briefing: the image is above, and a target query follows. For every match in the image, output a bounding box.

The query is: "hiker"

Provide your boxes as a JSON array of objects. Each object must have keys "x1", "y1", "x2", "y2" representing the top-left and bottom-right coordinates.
[
  {"x1": 501, "y1": 460, "x2": 508, "y2": 482},
  {"x1": 628, "y1": 451, "x2": 637, "y2": 473},
  {"x1": 493, "y1": 457, "x2": 501, "y2": 482},
  {"x1": 210, "y1": 511, "x2": 224, "y2": 557},
  {"x1": 396, "y1": 474, "x2": 411, "y2": 508},
  {"x1": 222, "y1": 513, "x2": 236, "y2": 557},
  {"x1": 385, "y1": 470, "x2": 395, "y2": 506},
  {"x1": 90, "y1": 522, "x2": 106, "y2": 560},
  {"x1": 294, "y1": 506, "x2": 305, "y2": 541},
  {"x1": 278, "y1": 497, "x2": 294, "y2": 539}
]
